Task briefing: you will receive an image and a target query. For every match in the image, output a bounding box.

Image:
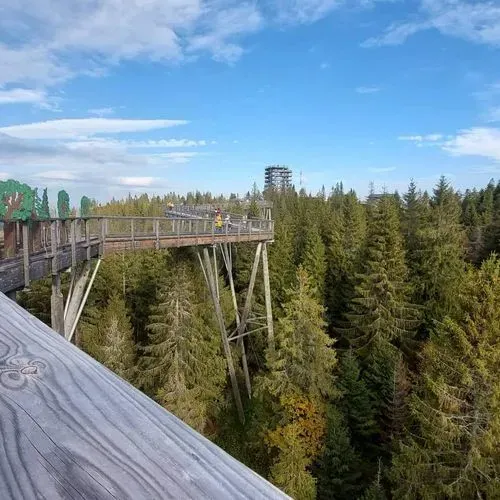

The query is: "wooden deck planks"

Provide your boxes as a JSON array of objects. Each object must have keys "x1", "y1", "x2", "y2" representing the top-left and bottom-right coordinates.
[{"x1": 0, "y1": 293, "x2": 288, "y2": 500}]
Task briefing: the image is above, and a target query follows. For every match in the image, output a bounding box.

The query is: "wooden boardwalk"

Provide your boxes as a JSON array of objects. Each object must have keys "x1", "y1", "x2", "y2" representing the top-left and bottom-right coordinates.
[
  {"x1": 0, "y1": 216, "x2": 274, "y2": 293},
  {"x1": 0, "y1": 293, "x2": 288, "y2": 499}
]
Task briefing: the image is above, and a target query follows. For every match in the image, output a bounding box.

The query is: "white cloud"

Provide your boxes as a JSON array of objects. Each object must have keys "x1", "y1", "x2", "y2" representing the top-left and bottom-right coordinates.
[
  {"x1": 88, "y1": 107, "x2": 115, "y2": 117},
  {"x1": 356, "y1": 86, "x2": 381, "y2": 94},
  {"x1": 443, "y1": 127, "x2": 500, "y2": 162},
  {"x1": 0, "y1": 88, "x2": 47, "y2": 105},
  {"x1": 364, "y1": 0, "x2": 500, "y2": 48},
  {"x1": 271, "y1": 0, "x2": 342, "y2": 24},
  {"x1": 399, "y1": 134, "x2": 443, "y2": 142},
  {"x1": 118, "y1": 177, "x2": 155, "y2": 187},
  {"x1": 320, "y1": 62, "x2": 330, "y2": 70},
  {"x1": 35, "y1": 170, "x2": 80, "y2": 181},
  {"x1": 154, "y1": 152, "x2": 201, "y2": 164},
  {"x1": 0, "y1": 118, "x2": 188, "y2": 139},
  {"x1": 65, "y1": 138, "x2": 208, "y2": 150}
]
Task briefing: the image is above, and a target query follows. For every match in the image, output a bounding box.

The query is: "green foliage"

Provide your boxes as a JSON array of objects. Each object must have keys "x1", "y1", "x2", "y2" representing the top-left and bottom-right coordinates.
[
  {"x1": 302, "y1": 224, "x2": 326, "y2": 299},
  {"x1": 316, "y1": 406, "x2": 363, "y2": 499},
  {"x1": 82, "y1": 294, "x2": 136, "y2": 382},
  {"x1": 57, "y1": 190, "x2": 70, "y2": 218},
  {"x1": 139, "y1": 262, "x2": 226, "y2": 433},
  {"x1": 343, "y1": 196, "x2": 419, "y2": 353},
  {"x1": 80, "y1": 195, "x2": 92, "y2": 217},
  {"x1": 0, "y1": 179, "x2": 35, "y2": 221},
  {"x1": 392, "y1": 256, "x2": 500, "y2": 499}
]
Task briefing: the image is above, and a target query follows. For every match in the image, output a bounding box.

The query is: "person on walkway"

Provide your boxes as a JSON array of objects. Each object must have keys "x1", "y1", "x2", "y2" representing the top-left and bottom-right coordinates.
[{"x1": 215, "y1": 212, "x2": 223, "y2": 232}]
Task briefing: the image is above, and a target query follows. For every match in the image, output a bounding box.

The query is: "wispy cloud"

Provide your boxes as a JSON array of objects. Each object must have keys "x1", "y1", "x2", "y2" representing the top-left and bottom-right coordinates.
[
  {"x1": 363, "y1": 0, "x2": 500, "y2": 48},
  {"x1": 118, "y1": 176, "x2": 155, "y2": 187},
  {"x1": 65, "y1": 138, "x2": 208, "y2": 150},
  {"x1": 0, "y1": 88, "x2": 47, "y2": 105},
  {"x1": 0, "y1": 118, "x2": 188, "y2": 139},
  {"x1": 356, "y1": 86, "x2": 381, "y2": 94},
  {"x1": 320, "y1": 62, "x2": 330, "y2": 70},
  {"x1": 88, "y1": 107, "x2": 115, "y2": 117},
  {"x1": 399, "y1": 134, "x2": 444, "y2": 143},
  {"x1": 443, "y1": 127, "x2": 500, "y2": 162}
]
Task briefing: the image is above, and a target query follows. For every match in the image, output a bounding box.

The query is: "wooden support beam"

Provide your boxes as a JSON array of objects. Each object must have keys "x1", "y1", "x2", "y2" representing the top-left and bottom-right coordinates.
[
  {"x1": 0, "y1": 293, "x2": 288, "y2": 500},
  {"x1": 236, "y1": 242, "x2": 262, "y2": 338},
  {"x1": 202, "y1": 247, "x2": 245, "y2": 424},
  {"x1": 221, "y1": 243, "x2": 252, "y2": 398},
  {"x1": 50, "y1": 220, "x2": 64, "y2": 335},
  {"x1": 22, "y1": 223, "x2": 30, "y2": 289},
  {"x1": 64, "y1": 261, "x2": 91, "y2": 339},
  {"x1": 262, "y1": 242, "x2": 275, "y2": 354},
  {"x1": 71, "y1": 219, "x2": 77, "y2": 269}
]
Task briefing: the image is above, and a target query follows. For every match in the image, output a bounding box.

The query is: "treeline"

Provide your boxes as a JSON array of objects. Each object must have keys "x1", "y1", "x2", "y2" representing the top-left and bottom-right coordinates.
[{"x1": 19, "y1": 177, "x2": 500, "y2": 499}]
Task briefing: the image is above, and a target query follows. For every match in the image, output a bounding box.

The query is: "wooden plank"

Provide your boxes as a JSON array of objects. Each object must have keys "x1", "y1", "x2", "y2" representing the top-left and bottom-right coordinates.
[{"x1": 0, "y1": 294, "x2": 288, "y2": 500}]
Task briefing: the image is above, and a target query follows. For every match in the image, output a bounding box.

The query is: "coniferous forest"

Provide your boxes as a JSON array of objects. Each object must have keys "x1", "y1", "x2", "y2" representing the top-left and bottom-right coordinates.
[{"x1": 19, "y1": 177, "x2": 500, "y2": 499}]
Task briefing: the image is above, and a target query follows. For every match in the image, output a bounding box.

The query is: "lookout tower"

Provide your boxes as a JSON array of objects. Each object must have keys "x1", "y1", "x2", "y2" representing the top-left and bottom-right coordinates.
[{"x1": 264, "y1": 165, "x2": 292, "y2": 191}]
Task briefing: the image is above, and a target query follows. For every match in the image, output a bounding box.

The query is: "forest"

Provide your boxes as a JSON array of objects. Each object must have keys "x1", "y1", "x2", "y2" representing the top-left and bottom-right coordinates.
[{"x1": 19, "y1": 177, "x2": 500, "y2": 499}]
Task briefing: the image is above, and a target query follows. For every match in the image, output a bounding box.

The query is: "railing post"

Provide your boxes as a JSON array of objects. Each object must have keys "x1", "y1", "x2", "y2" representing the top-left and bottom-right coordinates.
[
  {"x1": 155, "y1": 219, "x2": 160, "y2": 249},
  {"x1": 51, "y1": 220, "x2": 64, "y2": 335},
  {"x1": 85, "y1": 219, "x2": 91, "y2": 261},
  {"x1": 99, "y1": 218, "x2": 105, "y2": 256},
  {"x1": 22, "y1": 222, "x2": 30, "y2": 289},
  {"x1": 131, "y1": 219, "x2": 135, "y2": 249},
  {"x1": 71, "y1": 219, "x2": 77, "y2": 269}
]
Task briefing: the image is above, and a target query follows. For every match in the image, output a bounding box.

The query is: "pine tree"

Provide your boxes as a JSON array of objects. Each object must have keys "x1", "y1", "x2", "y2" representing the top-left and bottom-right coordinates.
[
  {"x1": 316, "y1": 406, "x2": 363, "y2": 500},
  {"x1": 337, "y1": 350, "x2": 377, "y2": 445},
  {"x1": 139, "y1": 263, "x2": 226, "y2": 433},
  {"x1": 415, "y1": 176, "x2": 465, "y2": 323},
  {"x1": 343, "y1": 196, "x2": 419, "y2": 353},
  {"x1": 256, "y1": 267, "x2": 337, "y2": 498},
  {"x1": 81, "y1": 294, "x2": 136, "y2": 382},
  {"x1": 302, "y1": 223, "x2": 326, "y2": 299},
  {"x1": 391, "y1": 256, "x2": 500, "y2": 499},
  {"x1": 260, "y1": 266, "x2": 337, "y2": 400}
]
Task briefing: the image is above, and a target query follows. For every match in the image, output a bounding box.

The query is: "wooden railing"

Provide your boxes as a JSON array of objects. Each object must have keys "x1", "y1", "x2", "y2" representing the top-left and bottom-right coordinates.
[{"x1": 0, "y1": 216, "x2": 274, "y2": 293}]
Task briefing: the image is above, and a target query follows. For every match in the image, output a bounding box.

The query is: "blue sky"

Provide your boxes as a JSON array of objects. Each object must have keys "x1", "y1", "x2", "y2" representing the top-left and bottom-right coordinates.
[{"x1": 1, "y1": 0, "x2": 500, "y2": 202}]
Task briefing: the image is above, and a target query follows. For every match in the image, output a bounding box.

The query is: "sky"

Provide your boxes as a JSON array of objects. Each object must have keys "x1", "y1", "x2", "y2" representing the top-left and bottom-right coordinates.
[{"x1": 1, "y1": 0, "x2": 500, "y2": 202}]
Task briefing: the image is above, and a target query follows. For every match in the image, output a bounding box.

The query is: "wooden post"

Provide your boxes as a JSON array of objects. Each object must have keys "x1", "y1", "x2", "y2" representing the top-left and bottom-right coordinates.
[
  {"x1": 3, "y1": 222, "x2": 16, "y2": 258},
  {"x1": 223, "y1": 243, "x2": 252, "y2": 399},
  {"x1": 155, "y1": 219, "x2": 160, "y2": 249},
  {"x1": 50, "y1": 220, "x2": 64, "y2": 335},
  {"x1": 131, "y1": 219, "x2": 135, "y2": 250},
  {"x1": 262, "y1": 242, "x2": 275, "y2": 354},
  {"x1": 100, "y1": 218, "x2": 106, "y2": 256},
  {"x1": 213, "y1": 245, "x2": 219, "y2": 301},
  {"x1": 236, "y1": 243, "x2": 262, "y2": 339},
  {"x1": 85, "y1": 219, "x2": 91, "y2": 261},
  {"x1": 202, "y1": 248, "x2": 245, "y2": 424},
  {"x1": 64, "y1": 262, "x2": 91, "y2": 340},
  {"x1": 22, "y1": 222, "x2": 30, "y2": 289},
  {"x1": 71, "y1": 219, "x2": 77, "y2": 269}
]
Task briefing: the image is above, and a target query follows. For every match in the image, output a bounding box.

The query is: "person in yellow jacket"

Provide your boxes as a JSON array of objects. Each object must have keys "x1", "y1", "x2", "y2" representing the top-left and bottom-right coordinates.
[{"x1": 215, "y1": 212, "x2": 223, "y2": 232}]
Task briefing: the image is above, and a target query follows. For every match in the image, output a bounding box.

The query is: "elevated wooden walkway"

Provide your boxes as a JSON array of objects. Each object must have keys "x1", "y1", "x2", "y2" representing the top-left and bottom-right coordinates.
[
  {"x1": 0, "y1": 216, "x2": 274, "y2": 293},
  {"x1": 0, "y1": 293, "x2": 288, "y2": 499}
]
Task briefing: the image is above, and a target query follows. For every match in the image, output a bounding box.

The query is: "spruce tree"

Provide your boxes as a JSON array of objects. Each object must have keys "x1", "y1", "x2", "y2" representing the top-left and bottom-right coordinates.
[
  {"x1": 392, "y1": 256, "x2": 500, "y2": 499},
  {"x1": 415, "y1": 176, "x2": 465, "y2": 323},
  {"x1": 343, "y1": 196, "x2": 419, "y2": 353},
  {"x1": 81, "y1": 294, "x2": 136, "y2": 383},
  {"x1": 316, "y1": 406, "x2": 363, "y2": 500},
  {"x1": 139, "y1": 263, "x2": 226, "y2": 433},
  {"x1": 302, "y1": 223, "x2": 327, "y2": 299}
]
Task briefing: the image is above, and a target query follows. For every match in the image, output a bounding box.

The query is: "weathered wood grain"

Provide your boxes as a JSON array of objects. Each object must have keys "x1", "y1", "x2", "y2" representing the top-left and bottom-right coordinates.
[{"x1": 0, "y1": 293, "x2": 288, "y2": 500}]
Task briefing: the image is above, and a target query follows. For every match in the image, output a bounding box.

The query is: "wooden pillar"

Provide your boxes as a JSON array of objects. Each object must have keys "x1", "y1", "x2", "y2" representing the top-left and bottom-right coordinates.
[
  {"x1": 262, "y1": 242, "x2": 275, "y2": 354},
  {"x1": 50, "y1": 221, "x2": 64, "y2": 335},
  {"x1": 22, "y1": 222, "x2": 30, "y2": 289},
  {"x1": 202, "y1": 248, "x2": 245, "y2": 424},
  {"x1": 64, "y1": 262, "x2": 91, "y2": 340},
  {"x1": 3, "y1": 222, "x2": 16, "y2": 258},
  {"x1": 223, "y1": 243, "x2": 252, "y2": 399}
]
